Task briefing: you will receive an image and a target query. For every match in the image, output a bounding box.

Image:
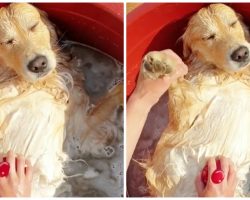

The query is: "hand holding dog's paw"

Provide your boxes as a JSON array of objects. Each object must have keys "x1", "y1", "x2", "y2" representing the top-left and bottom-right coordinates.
[
  {"x1": 141, "y1": 49, "x2": 187, "y2": 79},
  {"x1": 132, "y1": 49, "x2": 188, "y2": 106},
  {"x1": 0, "y1": 151, "x2": 33, "y2": 197}
]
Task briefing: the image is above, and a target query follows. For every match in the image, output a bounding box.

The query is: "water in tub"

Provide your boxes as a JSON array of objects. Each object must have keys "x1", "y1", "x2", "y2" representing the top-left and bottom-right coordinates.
[{"x1": 55, "y1": 41, "x2": 123, "y2": 197}]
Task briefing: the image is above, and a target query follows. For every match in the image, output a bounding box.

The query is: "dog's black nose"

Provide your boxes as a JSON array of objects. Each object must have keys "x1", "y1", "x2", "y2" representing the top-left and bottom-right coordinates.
[
  {"x1": 27, "y1": 56, "x2": 48, "y2": 73},
  {"x1": 231, "y1": 46, "x2": 249, "y2": 63}
]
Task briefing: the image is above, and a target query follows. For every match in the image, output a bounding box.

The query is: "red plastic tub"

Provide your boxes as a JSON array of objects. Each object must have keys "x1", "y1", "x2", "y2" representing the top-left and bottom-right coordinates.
[
  {"x1": 0, "y1": 3, "x2": 123, "y2": 62},
  {"x1": 127, "y1": 3, "x2": 250, "y2": 96}
]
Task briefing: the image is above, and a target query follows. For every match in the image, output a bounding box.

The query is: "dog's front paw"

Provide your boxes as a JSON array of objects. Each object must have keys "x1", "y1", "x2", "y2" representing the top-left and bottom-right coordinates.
[{"x1": 141, "y1": 50, "x2": 178, "y2": 80}]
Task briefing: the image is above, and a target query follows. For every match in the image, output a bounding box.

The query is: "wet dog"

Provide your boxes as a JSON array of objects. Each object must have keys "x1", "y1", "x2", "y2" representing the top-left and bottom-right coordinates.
[
  {"x1": 0, "y1": 3, "x2": 123, "y2": 196},
  {"x1": 142, "y1": 4, "x2": 250, "y2": 197}
]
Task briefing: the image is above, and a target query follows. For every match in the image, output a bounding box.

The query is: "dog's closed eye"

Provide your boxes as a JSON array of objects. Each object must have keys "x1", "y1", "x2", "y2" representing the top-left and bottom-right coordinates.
[
  {"x1": 230, "y1": 20, "x2": 238, "y2": 28},
  {"x1": 29, "y1": 22, "x2": 39, "y2": 32},
  {"x1": 0, "y1": 38, "x2": 15, "y2": 46},
  {"x1": 203, "y1": 34, "x2": 216, "y2": 41}
]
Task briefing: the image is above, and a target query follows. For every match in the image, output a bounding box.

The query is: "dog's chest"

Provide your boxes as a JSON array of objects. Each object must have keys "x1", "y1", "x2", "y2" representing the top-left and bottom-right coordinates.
[
  {"x1": 189, "y1": 81, "x2": 250, "y2": 158},
  {"x1": 166, "y1": 80, "x2": 250, "y2": 196},
  {"x1": 0, "y1": 84, "x2": 66, "y2": 164},
  {"x1": 0, "y1": 84, "x2": 67, "y2": 196}
]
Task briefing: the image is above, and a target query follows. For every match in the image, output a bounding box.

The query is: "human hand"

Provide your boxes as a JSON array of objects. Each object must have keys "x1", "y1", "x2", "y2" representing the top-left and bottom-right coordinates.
[
  {"x1": 0, "y1": 151, "x2": 33, "y2": 197},
  {"x1": 195, "y1": 156, "x2": 238, "y2": 197},
  {"x1": 132, "y1": 49, "x2": 188, "y2": 107}
]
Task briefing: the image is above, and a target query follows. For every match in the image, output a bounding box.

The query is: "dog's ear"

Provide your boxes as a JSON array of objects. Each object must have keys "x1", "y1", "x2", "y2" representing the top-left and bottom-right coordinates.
[
  {"x1": 37, "y1": 9, "x2": 58, "y2": 46},
  {"x1": 183, "y1": 41, "x2": 192, "y2": 59},
  {"x1": 181, "y1": 31, "x2": 192, "y2": 60}
]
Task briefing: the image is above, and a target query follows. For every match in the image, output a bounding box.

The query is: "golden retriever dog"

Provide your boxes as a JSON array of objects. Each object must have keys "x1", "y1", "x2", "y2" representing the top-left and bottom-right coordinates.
[
  {"x1": 141, "y1": 4, "x2": 250, "y2": 197},
  {"x1": 0, "y1": 3, "x2": 122, "y2": 197}
]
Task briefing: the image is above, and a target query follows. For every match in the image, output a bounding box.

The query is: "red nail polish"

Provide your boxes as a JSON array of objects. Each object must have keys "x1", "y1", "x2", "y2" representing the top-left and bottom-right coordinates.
[
  {"x1": 0, "y1": 161, "x2": 10, "y2": 177},
  {"x1": 211, "y1": 160, "x2": 224, "y2": 184},
  {"x1": 201, "y1": 164, "x2": 208, "y2": 185},
  {"x1": 211, "y1": 169, "x2": 224, "y2": 184},
  {"x1": 201, "y1": 159, "x2": 224, "y2": 185}
]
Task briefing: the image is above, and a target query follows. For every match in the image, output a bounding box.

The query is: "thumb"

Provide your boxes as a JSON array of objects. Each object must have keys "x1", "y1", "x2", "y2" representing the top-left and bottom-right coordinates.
[{"x1": 195, "y1": 172, "x2": 204, "y2": 195}]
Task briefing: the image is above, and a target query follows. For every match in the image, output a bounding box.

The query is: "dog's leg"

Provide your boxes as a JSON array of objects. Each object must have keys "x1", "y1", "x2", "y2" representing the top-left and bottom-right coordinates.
[
  {"x1": 140, "y1": 50, "x2": 207, "y2": 134},
  {"x1": 64, "y1": 84, "x2": 123, "y2": 159},
  {"x1": 140, "y1": 51, "x2": 208, "y2": 196}
]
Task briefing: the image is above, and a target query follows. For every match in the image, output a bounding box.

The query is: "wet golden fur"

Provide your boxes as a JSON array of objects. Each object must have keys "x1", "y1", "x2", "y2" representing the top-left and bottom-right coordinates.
[
  {"x1": 0, "y1": 3, "x2": 123, "y2": 197},
  {"x1": 145, "y1": 4, "x2": 250, "y2": 197}
]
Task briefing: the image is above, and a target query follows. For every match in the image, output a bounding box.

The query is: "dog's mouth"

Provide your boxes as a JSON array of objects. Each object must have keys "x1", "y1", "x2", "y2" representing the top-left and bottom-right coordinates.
[
  {"x1": 23, "y1": 67, "x2": 53, "y2": 82},
  {"x1": 228, "y1": 57, "x2": 250, "y2": 72},
  {"x1": 36, "y1": 69, "x2": 51, "y2": 78},
  {"x1": 238, "y1": 58, "x2": 250, "y2": 69}
]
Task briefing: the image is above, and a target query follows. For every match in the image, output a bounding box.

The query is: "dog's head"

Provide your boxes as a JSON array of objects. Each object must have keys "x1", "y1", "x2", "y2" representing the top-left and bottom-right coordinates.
[
  {"x1": 183, "y1": 4, "x2": 250, "y2": 72},
  {"x1": 0, "y1": 3, "x2": 58, "y2": 82}
]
